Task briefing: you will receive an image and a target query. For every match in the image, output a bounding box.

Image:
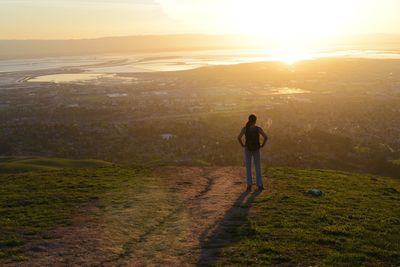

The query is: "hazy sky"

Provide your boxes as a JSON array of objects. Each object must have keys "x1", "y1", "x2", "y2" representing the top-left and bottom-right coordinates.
[{"x1": 1, "y1": 0, "x2": 400, "y2": 40}]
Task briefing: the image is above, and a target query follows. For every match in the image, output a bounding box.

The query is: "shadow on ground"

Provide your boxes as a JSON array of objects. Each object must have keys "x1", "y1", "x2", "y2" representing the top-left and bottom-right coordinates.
[{"x1": 197, "y1": 190, "x2": 261, "y2": 266}]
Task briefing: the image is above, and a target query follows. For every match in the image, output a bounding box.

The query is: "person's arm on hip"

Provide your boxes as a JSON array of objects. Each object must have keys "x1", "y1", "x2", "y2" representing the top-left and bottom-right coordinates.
[
  {"x1": 259, "y1": 127, "x2": 268, "y2": 148},
  {"x1": 237, "y1": 127, "x2": 245, "y2": 147}
]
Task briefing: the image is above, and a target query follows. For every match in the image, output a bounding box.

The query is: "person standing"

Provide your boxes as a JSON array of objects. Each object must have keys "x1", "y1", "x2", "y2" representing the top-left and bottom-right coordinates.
[{"x1": 237, "y1": 114, "x2": 268, "y2": 191}]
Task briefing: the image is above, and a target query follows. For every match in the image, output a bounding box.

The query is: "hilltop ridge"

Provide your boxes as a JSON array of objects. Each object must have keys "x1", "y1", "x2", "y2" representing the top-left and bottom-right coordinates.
[{"x1": 0, "y1": 158, "x2": 399, "y2": 266}]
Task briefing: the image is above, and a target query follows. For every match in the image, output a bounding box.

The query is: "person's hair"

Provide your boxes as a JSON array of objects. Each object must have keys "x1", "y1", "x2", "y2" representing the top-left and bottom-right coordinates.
[{"x1": 245, "y1": 114, "x2": 257, "y2": 131}]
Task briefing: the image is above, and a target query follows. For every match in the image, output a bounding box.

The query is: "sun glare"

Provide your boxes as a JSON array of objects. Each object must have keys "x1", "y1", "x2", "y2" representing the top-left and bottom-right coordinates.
[
  {"x1": 226, "y1": 0, "x2": 359, "y2": 44},
  {"x1": 270, "y1": 48, "x2": 314, "y2": 64}
]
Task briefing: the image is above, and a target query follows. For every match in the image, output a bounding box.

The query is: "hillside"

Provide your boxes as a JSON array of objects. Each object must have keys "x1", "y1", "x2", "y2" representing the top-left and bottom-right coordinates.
[
  {"x1": 216, "y1": 168, "x2": 400, "y2": 266},
  {"x1": 0, "y1": 159, "x2": 399, "y2": 266}
]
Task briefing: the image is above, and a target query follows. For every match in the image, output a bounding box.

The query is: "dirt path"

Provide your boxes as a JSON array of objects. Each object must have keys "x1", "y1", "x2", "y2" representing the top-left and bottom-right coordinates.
[{"x1": 14, "y1": 167, "x2": 264, "y2": 266}]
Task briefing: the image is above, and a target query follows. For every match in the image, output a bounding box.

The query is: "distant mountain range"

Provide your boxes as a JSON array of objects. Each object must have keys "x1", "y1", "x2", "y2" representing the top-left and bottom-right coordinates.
[
  {"x1": 1, "y1": 34, "x2": 399, "y2": 60},
  {"x1": 0, "y1": 35, "x2": 264, "y2": 60}
]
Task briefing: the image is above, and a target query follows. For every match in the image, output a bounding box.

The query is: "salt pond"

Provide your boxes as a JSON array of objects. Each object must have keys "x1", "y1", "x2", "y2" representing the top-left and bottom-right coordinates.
[
  {"x1": 4, "y1": 49, "x2": 400, "y2": 74},
  {"x1": 28, "y1": 73, "x2": 110, "y2": 83},
  {"x1": 28, "y1": 73, "x2": 136, "y2": 84},
  {"x1": 4, "y1": 48, "x2": 400, "y2": 84},
  {"x1": 271, "y1": 87, "x2": 310, "y2": 95}
]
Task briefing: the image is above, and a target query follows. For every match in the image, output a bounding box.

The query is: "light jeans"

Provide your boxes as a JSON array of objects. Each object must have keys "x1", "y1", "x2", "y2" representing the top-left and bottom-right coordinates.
[{"x1": 244, "y1": 148, "x2": 263, "y2": 187}]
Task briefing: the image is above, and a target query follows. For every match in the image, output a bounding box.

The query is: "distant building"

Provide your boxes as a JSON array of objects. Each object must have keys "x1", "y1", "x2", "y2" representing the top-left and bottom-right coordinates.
[
  {"x1": 160, "y1": 133, "x2": 176, "y2": 140},
  {"x1": 107, "y1": 93, "x2": 128, "y2": 98},
  {"x1": 67, "y1": 103, "x2": 79, "y2": 108}
]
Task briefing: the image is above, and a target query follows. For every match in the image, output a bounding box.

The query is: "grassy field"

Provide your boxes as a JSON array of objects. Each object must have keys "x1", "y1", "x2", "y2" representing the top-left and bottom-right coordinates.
[
  {"x1": 216, "y1": 168, "x2": 400, "y2": 266},
  {"x1": 0, "y1": 159, "x2": 168, "y2": 263},
  {"x1": 0, "y1": 157, "x2": 112, "y2": 173},
  {"x1": 1, "y1": 157, "x2": 399, "y2": 265}
]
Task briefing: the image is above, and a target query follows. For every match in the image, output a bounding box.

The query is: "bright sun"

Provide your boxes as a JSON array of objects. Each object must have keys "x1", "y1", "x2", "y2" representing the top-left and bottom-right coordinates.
[
  {"x1": 227, "y1": 0, "x2": 358, "y2": 42},
  {"x1": 273, "y1": 48, "x2": 314, "y2": 64},
  {"x1": 223, "y1": 0, "x2": 359, "y2": 63},
  {"x1": 158, "y1": 0, "x2": 363, "y2": 64}
]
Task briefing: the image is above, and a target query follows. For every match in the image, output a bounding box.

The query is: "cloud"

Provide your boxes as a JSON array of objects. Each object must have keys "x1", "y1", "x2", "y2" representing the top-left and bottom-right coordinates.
[
  {"x1": 155, "y1": 0, "x2": 227, "y2": 18},
  {"x1": 155, "y1": 0, "x2": 232, "y2": 33},
  {"x1": 153, "y1": 0, "x2": 372, "y2": 37},
  {"x1": 1, "y1": 0, "x2": 156, "y2": 3},
  {"x1": 0, "y1": 0, "x2": 179, "y2": 39}
]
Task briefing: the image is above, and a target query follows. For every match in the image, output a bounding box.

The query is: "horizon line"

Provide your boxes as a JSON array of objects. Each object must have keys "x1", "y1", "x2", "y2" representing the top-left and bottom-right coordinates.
[{"x1": 1, "y1": 32, "x2": 400, "y2": 42}]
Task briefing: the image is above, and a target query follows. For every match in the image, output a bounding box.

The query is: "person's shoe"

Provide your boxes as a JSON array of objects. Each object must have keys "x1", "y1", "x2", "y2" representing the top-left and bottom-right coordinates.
[
  {"x1": 257, "y1": 186, "x2": 264, "y2": 191},
  {"x1": 246, "y1": 185, "x2": 252, "y2": 192}
]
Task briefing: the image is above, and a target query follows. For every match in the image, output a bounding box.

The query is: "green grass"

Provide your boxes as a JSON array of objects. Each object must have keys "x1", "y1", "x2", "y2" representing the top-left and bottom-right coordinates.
[
  {"x1": 0, "y1": 164, "x2": 153, "y2": 262},
  {"x1": 1, "y1": 160, "x2": 399, "y2": 265},
  {"x1": 0, "y1": 157, "x2": 112, "y2": 173},
  {"x1": 217, "y1": 168, "x2": 400, "y2": 266}
]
